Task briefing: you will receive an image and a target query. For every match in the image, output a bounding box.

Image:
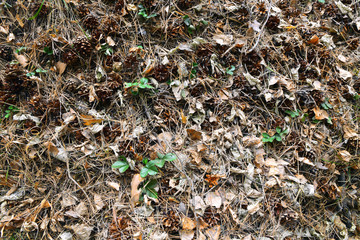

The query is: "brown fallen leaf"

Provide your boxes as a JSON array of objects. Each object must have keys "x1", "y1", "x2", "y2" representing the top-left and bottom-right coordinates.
[
  {"x1": 80, "y1": 115, "x2": 103, "y2": 126},
  {"x1": 337, "y1": 150, "x2": 351, "y2": 162},
  {"x1": 181, "y1": 216, "x2": 196, "y2": 230},
  {"x1": 44, "y1": 142, "x2": 59, "y2": 156},
  {"x1": 206, "y1": 225, "x2": 221, "y2": 240},
  {"x1": 130, "y1": 174, "x2": 144, "y2": 207},
  {"x1": 307, "y1": 35, "x2": 319, "y2": 45},
  {"x1": 187, "y1": 129, "x2": 202, "y2": 141},
  {"x1": 55, "y1": 61, "x2": 67, "y2": 75},
  {"x1": 14, "y1": 53, "x2": 28, "y2": 67},
  {"x1": 313, "y1": 107, "x2": 329, "y2": 120}
]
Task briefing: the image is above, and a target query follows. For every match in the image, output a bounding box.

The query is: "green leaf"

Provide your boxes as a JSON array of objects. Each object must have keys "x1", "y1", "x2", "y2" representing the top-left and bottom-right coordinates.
[
  {"x1": 151, "y1": 159, "x2": 165, "y2": 168},
  {"x1": 183, "y1": 15, "x2": 191, "y2": 26},
  {"x1": 226, "y1": 66, "x2": 235, "y2": 75},
  {"x1": 354, "y1": 94, "x2": 360, "y2": 100},
  {"x1": 145, "y1": 179, "x2": 157, "y2": 189},
  {"x1": 163, "y1": 153, "x2": 177, "y2": 162},
  {"x1": 275, "y1": 135, "x2": 282, "y2": 142},
  {"x1": 318, "y1": 0, "x2": 325, "y2": 3},
  {"x1": 36, "y1": 68, "x2": 47, "y2": 73},
  {"x1": 140, "y1": 77, "x2": 148, "y2": 84},
  {"x1": 276, "y1": 127, "x2": 282, "y2": 134},
  {"x1": 262, "y1": 133, "x2": 270, "y2": 138},
  {"x1": 145, "y1": 187, "x2": 158, "y2": 199},
  {"x1": 140, "y1": 167, "x2": 149, "y2": 178},
  {"x1": 43, "y1": 46, "x2": 53, "y2": 55},
  {"x1": 157, "y1": 152, "x2": 165, "y2": 159},
  {"x1": 16, "y1": 47, "x2": 27, "y2": 54},
  {"x1": 327, "y1": 117, "x2": 333, "y2": 124},
  {"x1": 26, "y1": 72, "x2": 35, "y2": 77},
  {"x1": 111, "y1": 160, "x2": 129, "y2": 173},
  {"x1": 125, "y1": 82, "x2": 136, "y2": 88}
]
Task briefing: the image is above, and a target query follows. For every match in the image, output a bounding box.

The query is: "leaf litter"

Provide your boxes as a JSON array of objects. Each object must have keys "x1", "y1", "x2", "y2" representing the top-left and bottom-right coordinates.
[{"x1": 0, "y1": 0, "x2": 359, "y2": 239}]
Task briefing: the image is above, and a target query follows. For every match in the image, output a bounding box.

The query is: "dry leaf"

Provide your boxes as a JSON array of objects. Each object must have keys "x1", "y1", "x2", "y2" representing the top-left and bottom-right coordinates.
[
  {"x1": 180, "y1": 109, "x2": 187, "y2": 124},
  {"x1": 14, "y1": 53, "x2": 28, "y2": 67},
  {"x1": 337, "y1": 150, "x2": 351, "y2": 162},
  {"x1": 16, "y1": 14, "x2": 24, "y2": 27},
  {"x1": 71, "y1": 224, "x2": 93, "y2": 240},
  {"x1": 307, "y1": 35, "x2": 319, "y2": 44},
  {"x1": 80, "y1": 115, "x2": 103, "y2": 126},
  {"x1": 106, "y1": 36, "x2": 115, "y2": 46},
  {"x1": 187, "y1": 129, "x2": 202, "y2": 141},
  {"x1": 7, "y1": 33, "x2": 15, "y2": 42},
  {"x1": 106, "y1": 181, "x2": 120, "y2": 191},
  {"x1": 44, "y1": 142, "x2": 59, "y2": 156},
  {"x1": 313, "y1": 107, "x2": 329, "y2": 120},
  {"x1": 130, "y1": 174, "x2": 144, "y2": 206},
  {"x1": 56, "y1": 62, "x2": 67, "y2": 75},
  {"x1": 343, "y1": 125, "x2": 358, "y2": 139},
  {"x1": 181, "y1": 216, "x2": 196, "y2": 230},
  {"x1": 94, "y1": 194, "x2": 105, "y2": 211},
  {"x1": 88, "y1": 85, "x2": 98, "y2": 103},
  {"x1": 213, "y1": 34, "x2": 233, "y2": 45},
  {"x1": 205, "y1": 225, "x2": 221, "y2": 240},
  {"x1": 0, "y1": 26, "x2": 9, "y2": 34},
  {"x1": 179, "y1": 230, "x2": 194, "y2": 240},
  {"x1": 205, "y1": 191, "x2": 222, "y2": 208}
]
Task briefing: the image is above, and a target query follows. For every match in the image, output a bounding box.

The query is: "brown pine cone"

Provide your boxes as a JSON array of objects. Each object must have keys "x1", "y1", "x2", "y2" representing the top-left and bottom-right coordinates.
[
  {"x1": 62, "y1": 50, "x2": 79, "y2": 64},
  {"x1": 82, "y1": 14, "x2": 100, "y2": 30},
  {"x1": 162, "y1": 210, "x2": 180, "y2": 232},
  {"x1": 29, "y1": 1, "x2": 50, "y2": 17},
  {"x1": 202, "y1": 207, "x2": 221, "y2": 227},
  {"x1": 347, "y1": 39, "x2": 359, "y2": 50},
  {"x1": 0, "y1": 45, "x2": 12, "y2": 61},
  {"x1": 266, "y1": 15, "x2": 280, "y2": 30},
  {"x1": 73, "y1": 37, "x2": 93, "y2": 57},
  {"x1": 77, "y1": 4, "x2": 90, "y2": 18}
]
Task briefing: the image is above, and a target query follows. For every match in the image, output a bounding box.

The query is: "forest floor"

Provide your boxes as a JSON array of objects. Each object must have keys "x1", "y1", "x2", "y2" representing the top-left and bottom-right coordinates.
[{"x1": 0, "y1": 0, "x2": 360, "y2": 239}]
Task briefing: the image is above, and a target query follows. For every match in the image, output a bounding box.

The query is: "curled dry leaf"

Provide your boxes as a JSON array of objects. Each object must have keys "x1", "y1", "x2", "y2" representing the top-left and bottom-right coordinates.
[
  {"x1": 187, "y1": 129, "x2": 202, "y2": 141},
  {"x1": 14, "y1": 53, "x2": 28, "y2": 67},
  {"x1": 337, "y1": 150, "x2": 351, "y2": 162},
  {"x1": 181, "y1": 216, "x2": 196, "y2": 230},
  {"x1": 313, "y1": 107, "x2": 329, "y2": 120},
  {"x1": 180, "y1": 230, "x2": 195, "y2": 240},
  {"x1": 130, "y1": 174, "x2": 144, "y2": 206},
  {"x1": 307, "y1": 35, "x2": 319, "y2": 45},
  {"x1": 205, "y1": 225, "x2": 221, "y2": 240},
  {"x1": 56, "y1": 61, "x2": 67, "y2": 75},
  {"x1": 80, "y1": 115, "x2": 103, "y2": 126}
]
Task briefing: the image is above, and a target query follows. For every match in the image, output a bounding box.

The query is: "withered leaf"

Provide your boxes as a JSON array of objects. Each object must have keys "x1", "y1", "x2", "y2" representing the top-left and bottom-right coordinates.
[{"x1": 187, "y1": 129, "x2": 202, "y2": 141}]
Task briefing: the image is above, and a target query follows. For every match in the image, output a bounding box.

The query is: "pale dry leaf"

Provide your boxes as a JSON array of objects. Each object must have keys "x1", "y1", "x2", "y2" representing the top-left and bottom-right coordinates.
[
  {"x1": 75, "y1": 202, "x2": 88, "y2": 216},
  {"x1": 130, "y1": 174, "x2": 144, "y2": 206},
  {"x1": 337, "y1": 150, "x2": 351, "y2": 162},
  {"x1": 14, "y1": 53, "x2": 28, "y2": 67},
  {"x1": 181, "y1": 216, "x2": 196, "y2": 230},
  {"x1": 71, "y1": 224, "x2": 93, "y2": 240},
  {"x1": 61, "y1": 194, "x2": 77, "y2": 208},
  {"x1": 343, "y1": 125, "x2": 358, "y2": 139},
  {"x1": 106, "y1": 36, "x2": 115, "y2": 46},
  {"x1": 89, "y1": 85, "x2": 98, "y2": 103},
  {"x1": 179, "y1": 230, "x2": 194, "y2": 240},
  {"x1": 247, "y1": 201, "x2": 261, "y2": 215},
  {"x1": 94, "y1": 194, "x2": 105, "y2": 211},
  {"x1": 206, "y1": 225, "x2": 221, "y2": 240},
  {"x1": 7, "y1": 33, "x2": 15, "y2": 42},
  {"x1": 205, "y1": 191, "x2": 222, "y2": 208},
  {"x1": 297, "y1": 157, "x2": 315, "y2": 166},
  {"x1": 193, "y1": 196, "x2": 206, "y2": 215},
  {"x1": 0, "y1": 26, "x2": 9, "y2": 34},
  {"x1": 212, "y1": 34, "x2": 233, "y2": 46},
  {"x1": 313, "y1": 107, "x2": 329, "y2": 120},
  {"x1": 56, "y1": 62, "x2": 67, "y2": 75},
  {"x1": 106, "y1": 181, "x2": 120, "y2": 191},
  {"x1": 337, "y1": 66, "x2": 352, "y2": 80}
]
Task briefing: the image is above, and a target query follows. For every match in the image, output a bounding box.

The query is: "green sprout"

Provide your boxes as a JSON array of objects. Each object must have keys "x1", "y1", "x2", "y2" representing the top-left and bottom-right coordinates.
[
  {"x1": 285, "y1": 109, "x2": 301, "y2": 118},
  {"x1": 26, "y1": 68, "x2": 47, "y2": 77},
  {"x1": 321, "y1": 97, "x2": 333, "y2": 110},
  {"x1": 3, "y1": 105, "x2": 19, "y2": 119},
  {"x1": 43, "y1": 46, "x2": 53, "y2": 55},
  {"x1": 125, "y1": 77, "x2": 154, "y2": 95},
  {"x1": 183, "y1": 15, "x2": 196, "y2": 34},
  {"x1": 138, "y1": 4, "x2": 157, "y2": 19},
  {"x1": 226, "y1": 65, "x2": 235, "y2": 75},
  {"x1": 262, "y1": 127, "x2": 289, "y2": 143}
]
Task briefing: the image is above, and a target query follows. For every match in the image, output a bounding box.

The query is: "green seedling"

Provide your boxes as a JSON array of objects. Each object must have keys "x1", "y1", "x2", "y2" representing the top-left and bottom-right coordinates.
[
  {"x1": 354, "y1": 94, "x2": 359, "y2": 100},
  {"x1": 16, "y1": 47, "x2": 27, "y2": 54},
  {"x1": 26, "y1": 68, "x2": 47, "y2": 77},
  {"x1": 140, "y1": 179, "x2": 158, "y2": 200},
  {"x1": 28, "y1": 0, "x2": 45, "y2": 20},
  {"x1": 111, "y1": 156, "x2": 129, "y2": 173},
  {"x1": 125, "y1": 77, "x2": 154, "y2": 95},
  {"x1": 183, "y1": 15, "x2": 196, "y2": 34},
  {"x1": 321, "y1": 97, "x2": 332, "y2": 110},
  {"x1": 138, "y1": 4, "x2": 157, "y2": 19},
  {"x1": 140, "y1": 153, "x2": 176, "y2": 178},
  {"x1": 285, "y1": 109, "x2": 301, "y2": 118},
  {"x1": 226, "y1": 65, "x2": 235, "y2": 75},
  {"x1": 262, "y1": 127, "x2": 289, "y2": 143},
  {"x1": 100, "y1": 43, "x2": 113, "y2": 56},
  {"x1": 43, "y1": 46, "x2": 53, "y2": 55},
  {"x1": 190, "y1": 62, "x2": 198, "y2": 79},
  {"x1": 3, "y1": 105, "x2": 19, "y2": 119}
]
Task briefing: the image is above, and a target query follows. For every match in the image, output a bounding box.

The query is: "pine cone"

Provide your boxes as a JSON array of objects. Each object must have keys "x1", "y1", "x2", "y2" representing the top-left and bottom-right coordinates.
[
  {"x1": 101, "y1": 17, "x2": 119, "y2": 35},
  {"x1": 115, "y1": 0, "x2": 125, "y2": 11},
  {"x1": 0, "y1": 64, "x2": 29, "y2": 103},
  {"x1": 62, "y1": 50, "x2": 79, "y2": 64},
  {"x1": 162, "y1": 210, "x2": 180, "y2": 232},
  {"x1": 73, "y1": 37, "x2": 93, "y2": 57},
  {"x1": 77, "y1": 4, "x2": 90, "y2": 18},
  {"x1": 202, "y1": 207, "x2": 221, "y2": 227},
  {"x1": 0, "y1": 45, "x2": 12, "y2": 61},
  {"x1": 82, "y1": 14, "x2": 100, "y2": 30},
  {"x1": 266, "y1": 15, "x2": 280, "y2": 30},
  {"x1": 107, "y1": 72, "x2": 123, "y2": 89},
  {"x1": 29, "y1": 1, "x2": 49, "y2": 17},
  {"x1": 347, "y1": 39, "x2": 359, "y2": 50},
  {"x1": 255, "y1": 2, "x2": 267, "y2": 16}
]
